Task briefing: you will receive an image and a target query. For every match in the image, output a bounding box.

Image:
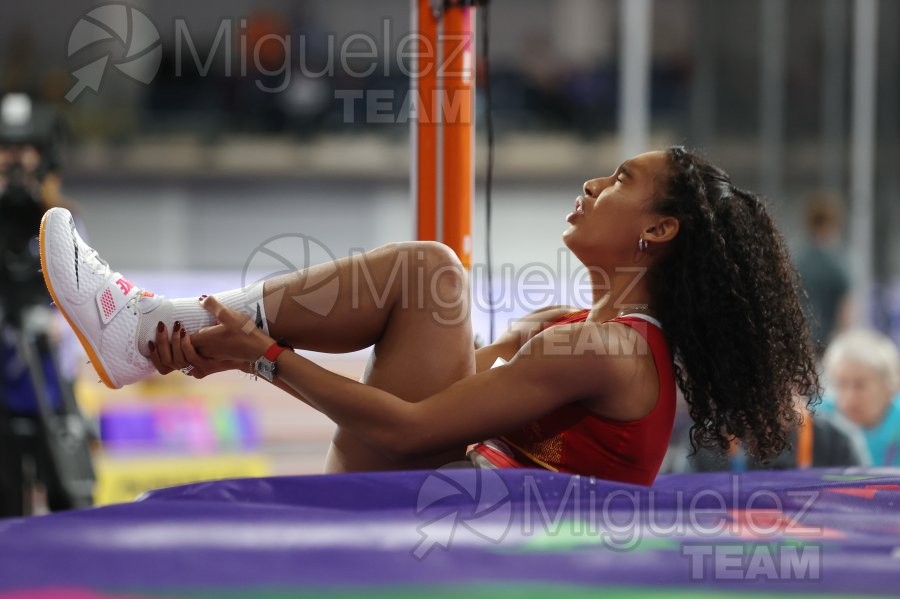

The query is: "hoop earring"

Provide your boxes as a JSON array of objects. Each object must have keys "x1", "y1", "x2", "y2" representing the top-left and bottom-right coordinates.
[{"x1": 638, "y1": 236, "x2": 648, "y2": 252}]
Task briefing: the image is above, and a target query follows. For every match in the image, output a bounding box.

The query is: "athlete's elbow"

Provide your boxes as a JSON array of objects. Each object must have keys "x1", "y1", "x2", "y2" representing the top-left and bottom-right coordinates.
[
  {"x1": 355, "y1": 410, "x2": 411, "y2": 462},
  {"x1": 373, "y1": 414, "x2": 441, "y2": 462}
]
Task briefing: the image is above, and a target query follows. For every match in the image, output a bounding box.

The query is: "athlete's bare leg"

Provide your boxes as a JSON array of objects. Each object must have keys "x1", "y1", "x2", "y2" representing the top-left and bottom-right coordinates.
[{"x1": 245, "y1": 241, "x2": 475, "y2": 471}]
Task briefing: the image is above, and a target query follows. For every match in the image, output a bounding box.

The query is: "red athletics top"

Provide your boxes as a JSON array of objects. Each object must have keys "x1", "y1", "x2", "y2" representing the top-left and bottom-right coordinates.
[{"x1": 470, "y1": 310, "x2": 677, "y2": 486}]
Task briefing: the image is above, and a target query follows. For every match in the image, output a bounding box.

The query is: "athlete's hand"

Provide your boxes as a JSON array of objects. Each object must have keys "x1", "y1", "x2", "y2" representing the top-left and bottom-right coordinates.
[
  {"x1": 179, "y1": 332, "x2": 252, "y2": 380},
  {"x1": 147, "y1": 320, "x2": 190, "y2": 376},
  {"x1": 146, "y1": 319, "x2": 249, "y2": 379},
  {"x1": 192, "y1": 296, "x2": 273, "y2": 364}
]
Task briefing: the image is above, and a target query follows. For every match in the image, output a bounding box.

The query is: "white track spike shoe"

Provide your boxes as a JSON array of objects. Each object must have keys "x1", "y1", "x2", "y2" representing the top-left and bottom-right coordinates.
[{"x1": 40, "y1": 207, "x2": 156, "y2": 389}]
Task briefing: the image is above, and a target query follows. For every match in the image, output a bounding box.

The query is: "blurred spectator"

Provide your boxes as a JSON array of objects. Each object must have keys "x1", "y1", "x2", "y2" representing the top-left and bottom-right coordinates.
[
  {"x1": 794, "y1": 192, "x2": 852, "y2": 353},
  {"x1": 819, "y1": 330, "x2": 900, "y2": 466}
]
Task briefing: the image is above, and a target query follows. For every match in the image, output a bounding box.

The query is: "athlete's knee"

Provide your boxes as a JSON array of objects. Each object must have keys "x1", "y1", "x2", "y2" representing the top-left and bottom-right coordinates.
[
  {"x1": 386, "y1": 241, "x2": 465, "y2": 281},
  {"x1": 419, "y1": 241, "x2": 464, "y2": 272},
  {"x1": 415, "y1": 242, "x2": 466, "y2": 293},
  {"x1": 372, "y1": 241, "x2": 468, "y2": 317},
  {"x1": 415, "y1": 243, "x2": 468, "y2": 324}
]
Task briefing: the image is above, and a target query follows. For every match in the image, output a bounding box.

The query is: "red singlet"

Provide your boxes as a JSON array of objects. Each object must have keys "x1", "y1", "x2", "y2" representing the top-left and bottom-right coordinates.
[{"x1": 470, "y1": 310, "x2": 677, "y2": 486}]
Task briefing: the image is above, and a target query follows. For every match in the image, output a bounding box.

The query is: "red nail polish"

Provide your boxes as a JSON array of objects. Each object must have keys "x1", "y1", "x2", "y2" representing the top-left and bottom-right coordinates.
[
  {"x1": 148, "y1": 340, "x2": 155, "y2": 351},
  {"x1": 180, "y1": 329, "x2": 186, "y2": 338},
  {"x1": 174, "y1": 321, "x2": 181, "y2": 331},
  {"x1": 157, "y1": 321, "x2": 164, "y2": 332}
]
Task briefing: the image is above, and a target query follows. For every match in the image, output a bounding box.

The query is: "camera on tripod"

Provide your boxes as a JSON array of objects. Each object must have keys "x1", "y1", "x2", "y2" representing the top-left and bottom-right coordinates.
[
  {"x1": 0, "y1": 93, "x2": 95, "y2": 517},
  {"x1": 0, "y1": 93, "x2": 65, "y2": 313}
]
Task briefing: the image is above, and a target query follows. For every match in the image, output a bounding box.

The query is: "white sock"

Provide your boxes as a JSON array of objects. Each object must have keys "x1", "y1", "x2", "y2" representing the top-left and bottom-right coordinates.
[{"x1": 136, "y1": 281, "x2": 269, "y2": 357}]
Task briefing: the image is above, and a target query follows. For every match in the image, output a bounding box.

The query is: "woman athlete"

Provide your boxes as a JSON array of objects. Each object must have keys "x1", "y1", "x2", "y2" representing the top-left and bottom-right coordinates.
[{"x1": 39, "y1": 147, "x2": 819, "y2": 485}]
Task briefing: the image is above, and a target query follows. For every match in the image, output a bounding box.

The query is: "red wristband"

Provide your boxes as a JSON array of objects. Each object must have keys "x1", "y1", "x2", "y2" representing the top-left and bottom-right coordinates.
[{"x1": 263, "y1": 342, "x2": 291, "y2": 362}]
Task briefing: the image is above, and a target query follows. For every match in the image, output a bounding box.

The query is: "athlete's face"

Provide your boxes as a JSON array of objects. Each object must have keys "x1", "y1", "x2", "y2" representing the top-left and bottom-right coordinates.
[
  {"x1": 832, "y1": 360, "x2": 894, "y2": 429},
  {"x1": 563, "y1": 151, "x2": 672, "y2": 267}
]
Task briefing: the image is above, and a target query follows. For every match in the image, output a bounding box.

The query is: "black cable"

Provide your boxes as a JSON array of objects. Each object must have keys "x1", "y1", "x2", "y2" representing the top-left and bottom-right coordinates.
[{"x1": 480, "y1": 2, "x2": 495, "y2": 343}]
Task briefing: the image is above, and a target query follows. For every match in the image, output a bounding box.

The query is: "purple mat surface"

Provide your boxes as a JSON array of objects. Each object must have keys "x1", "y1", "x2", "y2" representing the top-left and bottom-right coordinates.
[{"x1": 1, "y1": 467, "x2": 899, "y2": 597}]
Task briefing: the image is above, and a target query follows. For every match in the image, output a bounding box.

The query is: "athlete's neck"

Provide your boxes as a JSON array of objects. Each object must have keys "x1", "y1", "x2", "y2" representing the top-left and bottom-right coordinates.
[{"x1": 587, "y1": 268, "x2": 654, "y2": 323}]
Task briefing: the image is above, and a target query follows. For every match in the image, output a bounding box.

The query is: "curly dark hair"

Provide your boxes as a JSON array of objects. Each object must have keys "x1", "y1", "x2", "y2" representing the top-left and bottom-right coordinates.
[{"x1": 648, "y1": 147, "x2": 821, "y2": 461}]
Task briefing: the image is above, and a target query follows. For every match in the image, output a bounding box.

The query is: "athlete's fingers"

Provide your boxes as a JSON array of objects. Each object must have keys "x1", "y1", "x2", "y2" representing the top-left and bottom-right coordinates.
[
  {"x1": 154, "y1": 321, "x2": 174, "y2": 368},
  {"x1": 200, "y1": 296, "x2": 230, "y2": 325},
  {"x1": 147, "y1": 339, "x2": 172, "y2": 375},
  {"x1": 170, "y1": 323, "x2": 189, "y2": 370},
  {"x1": 181, "y1": 332, "x2": 208, "y2": 365},
  {"x1": 201, "y1": 295, "x2": 251, "y2": 332}
]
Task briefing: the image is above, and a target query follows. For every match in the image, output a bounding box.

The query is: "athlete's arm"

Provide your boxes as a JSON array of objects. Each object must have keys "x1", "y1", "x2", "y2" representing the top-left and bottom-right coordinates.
[
  {"x1": 474, "y1": 305, "x2": 580, "y2": 372},
  {"x1": 194, "y1": 298, "x2": 618, "y2": 461}
]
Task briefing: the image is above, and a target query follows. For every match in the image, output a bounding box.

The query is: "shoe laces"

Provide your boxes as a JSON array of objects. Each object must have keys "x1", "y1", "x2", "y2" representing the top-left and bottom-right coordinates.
[
  {"x1": 126, "y1": 293, "x2": 141, "y2": 317},
  {"x1": 88, "y1": 248, "x2": 145, "y2": 316},
  {"x1": 126, "y1": 290, "x2": 161, "y2": 317},
  {"x1": 82, "y1": 244, "x2": 155, "y2": 317},
  {"x1": 84, "y1": 247, "x2": 111, "y2": 276}
]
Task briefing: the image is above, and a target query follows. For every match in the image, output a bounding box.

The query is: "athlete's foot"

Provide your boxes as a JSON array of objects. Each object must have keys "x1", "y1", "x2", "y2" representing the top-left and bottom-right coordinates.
[{"x1": 40, "y1": 207, "x2": 164, "y2": 388}]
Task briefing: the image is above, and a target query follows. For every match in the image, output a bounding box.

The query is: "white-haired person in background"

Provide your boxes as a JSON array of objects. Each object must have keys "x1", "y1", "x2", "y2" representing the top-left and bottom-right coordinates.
[{"x1": 820, "y1": 329, "x2": 900, "y2": 466}]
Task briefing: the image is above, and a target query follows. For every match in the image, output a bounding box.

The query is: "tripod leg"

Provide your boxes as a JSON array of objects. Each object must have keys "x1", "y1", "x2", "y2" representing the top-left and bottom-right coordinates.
[
  {"x1": 0, "y1": 407, "x2": 26, "y2": 517},
  {"x1": 13, "y1": 328, "x2": 84, "y2": 511},
  {"x1": 34, "y1": 332, "x2": 95, "y2": 509}
]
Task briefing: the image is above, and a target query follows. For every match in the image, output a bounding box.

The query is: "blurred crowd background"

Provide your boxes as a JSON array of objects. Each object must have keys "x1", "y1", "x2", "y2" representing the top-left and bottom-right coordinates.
[{"x1": 1, "y1": 0, "x2": 899, "y2": 514}]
